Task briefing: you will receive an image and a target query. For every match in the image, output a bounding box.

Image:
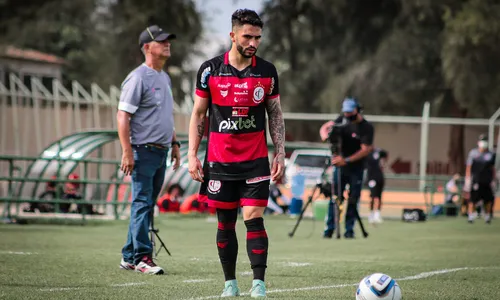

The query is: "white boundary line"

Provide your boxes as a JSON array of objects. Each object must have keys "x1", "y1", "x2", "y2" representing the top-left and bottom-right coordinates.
[
  {"x1": 184, "y1": 267, "x2": 497, "y2": 300},
  {"x1": 1, "y1": 251, "x2": 38, "y2": 255},
  {"x1": 110, "y1": 282, "x2": 147, "y2": 287},
  {"x1": 37, "y1": 267, "x2": 499, "y2": 295},
  {"x1": 39, "y1": 282, "x2": 147, "y2": 292}
]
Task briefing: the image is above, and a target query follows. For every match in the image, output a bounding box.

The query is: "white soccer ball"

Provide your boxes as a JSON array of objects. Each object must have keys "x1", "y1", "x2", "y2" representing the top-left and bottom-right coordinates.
[{"x1": 356, "y1": 273, "x2": 402, "y2": 300}]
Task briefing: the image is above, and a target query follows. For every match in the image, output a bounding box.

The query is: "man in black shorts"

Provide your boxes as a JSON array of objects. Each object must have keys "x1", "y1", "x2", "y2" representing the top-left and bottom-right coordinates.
[
  {"x1": 187, "y1": 9, "x2": 285, "y2": 298},
  {"x1": 464, "y1": 134, "x2": 496, "y2": 224},
  {"x1": 365, "y1": 148, "x2": 388, "y2": 224}
]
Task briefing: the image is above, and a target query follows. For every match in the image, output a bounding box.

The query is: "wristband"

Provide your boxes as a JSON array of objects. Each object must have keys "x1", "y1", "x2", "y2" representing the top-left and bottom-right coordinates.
[
  {"x1": 171, "y1": 141, "x2": 181, "y2": 148},
  {"x1": 345, "y1": 157, "x2": 351, "y2": 164}
]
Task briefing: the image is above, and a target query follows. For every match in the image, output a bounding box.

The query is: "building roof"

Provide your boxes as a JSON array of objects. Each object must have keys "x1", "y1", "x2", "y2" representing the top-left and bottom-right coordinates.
[{"x1": 0, "y1": 45, "x2": 66, "y2": 65}]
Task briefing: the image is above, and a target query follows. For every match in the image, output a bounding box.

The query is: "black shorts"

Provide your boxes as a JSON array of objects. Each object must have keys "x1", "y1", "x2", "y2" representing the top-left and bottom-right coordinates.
[
  {"x1": 367, "y1": 178, "x2": 384, "y2": 198},
  {"x1": 470, "y1": 183, "x2": 494, "y2": 204},
  {"x1": 204, "y1": 176, "x2": 271, "y2": 209}
]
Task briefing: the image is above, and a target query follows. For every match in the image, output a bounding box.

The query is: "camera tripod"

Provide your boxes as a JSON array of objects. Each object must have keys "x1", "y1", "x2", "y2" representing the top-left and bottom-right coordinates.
[
  {"x1": 149, "y1": 210, "x2": 171, "y2": 258},
  {"x1": 335, "y1": 163, "x2": 369, "y2": 239},
  {"x1": 288, "y1": 159, "x2": 342, "y2": 238},
  {"x1": 288, "y1": 138, "x2": 369, "y2": 238}
]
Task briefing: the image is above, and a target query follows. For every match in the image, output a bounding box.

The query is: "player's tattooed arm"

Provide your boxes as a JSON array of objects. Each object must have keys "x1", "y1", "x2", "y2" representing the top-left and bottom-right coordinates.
[
  {"x1": 265, "y1": 97, "x2": 285, "y2": 157},
  {"x1": 188, "y1": 96, "x2": 209, "y2": 157},
  {"x1": 197, "y1": 118, "x2": 205, "y2": 138}
]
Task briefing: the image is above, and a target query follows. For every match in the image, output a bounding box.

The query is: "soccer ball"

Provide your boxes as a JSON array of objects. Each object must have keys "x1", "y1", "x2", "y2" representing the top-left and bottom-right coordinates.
[{"x1": 356, "y1": 273, "x2": 402, "y2": 300}]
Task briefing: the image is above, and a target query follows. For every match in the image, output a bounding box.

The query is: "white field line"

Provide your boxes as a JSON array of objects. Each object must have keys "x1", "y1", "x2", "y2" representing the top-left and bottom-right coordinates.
[
  {"x1": 39, "y1": 287, "x2": 81, "y2": 292},
  {"x1": 183, "y1": 279, "x2": 213, "y2": 283},
  {"x1": 282, "y1": 262, "x2": 312, "y2": 267},
  {"x1": 110, "y1": 282, "x2": 147, "y2": 287},
  {"x1": 1, "y1": 251, "x2": 38, "y2": 255},
  {"x1": 184, "y1": 266, "x2": 498, "y2": 300},
  {"x1": 37, "y1": 266, "x2": 499, "y2": 294}
]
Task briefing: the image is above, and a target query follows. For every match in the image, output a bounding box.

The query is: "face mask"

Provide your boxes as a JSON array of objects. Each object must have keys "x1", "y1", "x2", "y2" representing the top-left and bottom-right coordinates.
[
  {"x1": 478, "y1": 141, "x2": 488, "y2": 149},
  {"x1": 346, "y1": 114, "x2": 358, "y2": 122}
]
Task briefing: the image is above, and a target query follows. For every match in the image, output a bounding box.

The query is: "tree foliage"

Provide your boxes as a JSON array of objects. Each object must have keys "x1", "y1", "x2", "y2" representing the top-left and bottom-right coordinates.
[
  {"x1": 0, "y1": 0, "x2": 203, "y2": 102},
  {"x1": 259, "y1": 0, "x2": 500, "y2": 173}
]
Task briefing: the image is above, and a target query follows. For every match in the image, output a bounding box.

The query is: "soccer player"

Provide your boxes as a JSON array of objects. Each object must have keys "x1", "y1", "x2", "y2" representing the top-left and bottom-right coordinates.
[
  {"x1": 464, "y1": 134, "x2": 496, "y2": 224},
  {"x1": 188, "y1": 9, "x2": 285, "y2": 298},
  {"x1": 365, "y1": 148, "x2": 388, "y2": 224}
]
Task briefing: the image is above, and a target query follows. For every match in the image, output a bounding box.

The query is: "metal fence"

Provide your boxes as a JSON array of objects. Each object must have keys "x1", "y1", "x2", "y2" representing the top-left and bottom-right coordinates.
[{"x1": 1, "y1": 73, "x2": 500, "y2": 220}]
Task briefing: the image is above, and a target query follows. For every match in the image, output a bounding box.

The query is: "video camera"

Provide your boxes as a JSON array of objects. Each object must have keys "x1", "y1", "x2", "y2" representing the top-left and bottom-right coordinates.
[{"x1": 327, "y1": 117, "x2": 351, "y2": 155}]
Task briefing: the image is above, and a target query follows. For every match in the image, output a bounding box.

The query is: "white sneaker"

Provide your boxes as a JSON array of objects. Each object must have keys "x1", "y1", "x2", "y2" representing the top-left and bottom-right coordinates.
[
  {"x1": 485, "y1": 214, "x2": 492, "y2": 224},
  {"x1": 368, "y1": 212, "x2": 375, "y2": 224},
  {"x1": 119, "y1": 258, "x2": 135, "y2": 271},
  {"x1": 135, "y1": 256, "x2": 164, "y2": 275},
  {"x1": 374, "y1": 210, "x2": 383, "y2": 223},
  {"x1": 468, "y1": 212, "x2": 478, "y2": 223}
]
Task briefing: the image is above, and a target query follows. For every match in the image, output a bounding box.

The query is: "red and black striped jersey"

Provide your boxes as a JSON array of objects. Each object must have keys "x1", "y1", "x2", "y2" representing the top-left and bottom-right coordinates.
[{"x1": 195, "y1": 52, "x2": 280, "y2": 181}]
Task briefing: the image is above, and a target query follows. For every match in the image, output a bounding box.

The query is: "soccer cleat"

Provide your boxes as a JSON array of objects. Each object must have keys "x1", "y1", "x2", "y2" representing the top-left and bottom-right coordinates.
[
  {"x1": 119, "y1": 258, "x2": 135, "y2": 271},
  {"x1": 135, "y1": 256, "x2": 164, "y2": 275},
  {"x1": 221, "y1": 279, "x2": 240, "y2": 297},
  {"x1": 250, "y1": 279, "x2": 266, "y2": 298}
]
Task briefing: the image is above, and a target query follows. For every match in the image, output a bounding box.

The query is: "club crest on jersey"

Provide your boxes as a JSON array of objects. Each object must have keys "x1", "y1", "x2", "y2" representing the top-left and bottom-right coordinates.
[
  {"x1": 253, "y1": 82, "x2": 265, "y2": 104},
  {"x1": 200, "y1": 66, "x2": 211, "y2": 88},
  {"x1": 208, "y1": 180, "x2": 222, "y2": 194},
  {"x1": 220, "y1": 90, "x2": 228, "y2": 97}
]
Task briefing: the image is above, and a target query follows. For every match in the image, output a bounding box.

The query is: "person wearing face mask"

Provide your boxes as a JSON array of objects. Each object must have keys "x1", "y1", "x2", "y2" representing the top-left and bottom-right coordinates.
[
  {"x1": 319, "y1": 97, "x2": 374, "y2": 238},
  {"x1": 464, "y1": 134, "x2": 496, "y2": 224}
]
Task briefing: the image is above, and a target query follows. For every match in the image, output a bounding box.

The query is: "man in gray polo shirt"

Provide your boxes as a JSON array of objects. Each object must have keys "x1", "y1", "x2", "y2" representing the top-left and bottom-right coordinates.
[{"x1": 117, "y1": 25, "x2": 181, "y2": 275}]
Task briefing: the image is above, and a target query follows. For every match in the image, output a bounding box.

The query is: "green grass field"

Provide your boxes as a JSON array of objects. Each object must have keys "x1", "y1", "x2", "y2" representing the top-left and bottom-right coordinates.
[{"x1": 1, "y1": 214, "x2": 499, "y2": 300}]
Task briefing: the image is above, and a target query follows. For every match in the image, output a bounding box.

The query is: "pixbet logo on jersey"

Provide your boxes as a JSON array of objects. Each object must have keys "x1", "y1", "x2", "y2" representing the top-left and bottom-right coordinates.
[{"x1": 218, "y1": 115, "x2": 256, "y2": 132}]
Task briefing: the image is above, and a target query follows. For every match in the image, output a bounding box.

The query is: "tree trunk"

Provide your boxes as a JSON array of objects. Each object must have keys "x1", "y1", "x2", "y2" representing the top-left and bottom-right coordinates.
[{"x1": 447, "y1": 90, "x2": 467, "y2": 175}]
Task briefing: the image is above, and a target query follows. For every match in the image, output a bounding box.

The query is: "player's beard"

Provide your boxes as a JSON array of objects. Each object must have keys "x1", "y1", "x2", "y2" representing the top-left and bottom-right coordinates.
[{"x1": 237, "y1": 44, "x2": 257, "y2": 58}]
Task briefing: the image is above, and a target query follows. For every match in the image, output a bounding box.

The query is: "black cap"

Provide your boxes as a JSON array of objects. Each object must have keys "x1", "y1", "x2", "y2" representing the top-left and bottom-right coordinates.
[
  {"x1": 139, "y1": 25, "x2": 176, "y2": 47},
  {"x1": 479, "y1": 134, "x2": 487, "y2": 141}
]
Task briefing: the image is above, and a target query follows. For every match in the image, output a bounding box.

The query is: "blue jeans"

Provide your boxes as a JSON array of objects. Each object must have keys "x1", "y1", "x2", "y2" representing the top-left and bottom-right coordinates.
[
  {"x1": 122, "y1": 145, "x2": 168, "y2": 265},
  {"x1": 324, "y1": 166, "x2": 364, "y2": 236}
]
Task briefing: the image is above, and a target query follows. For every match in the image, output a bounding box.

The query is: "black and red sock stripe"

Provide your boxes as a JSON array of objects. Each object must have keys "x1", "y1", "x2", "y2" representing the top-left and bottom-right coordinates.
[
  {"x1": 216, "y1": 208, "x2": 238, "y2": 281},
  {"x1": 244, "y1": 217, "x2": 268, "y2": 281}
]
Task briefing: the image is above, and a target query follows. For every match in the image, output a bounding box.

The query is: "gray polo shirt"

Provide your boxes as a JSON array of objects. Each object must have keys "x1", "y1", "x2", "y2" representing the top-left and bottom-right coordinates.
[{"x1": 118, "y1": 63, "x2": 174, "y2": 147}]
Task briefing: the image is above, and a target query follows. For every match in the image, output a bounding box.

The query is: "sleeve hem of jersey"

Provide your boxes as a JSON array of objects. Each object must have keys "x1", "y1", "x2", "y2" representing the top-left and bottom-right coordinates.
[
  {"x1": 267, "y1": 94, "x2": 280, "y2": 100},
  {"x1": 195, "y1": 89, "x2": 210, "y2": 99},
  {"x1": 118, "y1": 102, "x2": 138, "y2": 114}
]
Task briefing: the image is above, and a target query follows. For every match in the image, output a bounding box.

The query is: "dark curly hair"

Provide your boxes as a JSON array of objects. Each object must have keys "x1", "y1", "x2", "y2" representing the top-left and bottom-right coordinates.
[
  {"x1": 231, "y1": 9, "x2": 263, "y2": 29},
  {"x1": 165, "y1": 183, "x2": 185, "y2": 196}
]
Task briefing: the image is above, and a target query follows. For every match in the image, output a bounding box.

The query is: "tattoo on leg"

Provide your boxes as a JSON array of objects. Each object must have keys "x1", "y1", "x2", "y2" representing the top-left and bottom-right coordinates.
[{"x1": 197, "y1": 118, "x2": 205, "y2": 138}]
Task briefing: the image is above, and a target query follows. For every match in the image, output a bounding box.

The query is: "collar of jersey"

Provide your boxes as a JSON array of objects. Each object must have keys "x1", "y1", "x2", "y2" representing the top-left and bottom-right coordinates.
[{"x1": 224, "y1": 51, "x2": 256, "y2": 67}]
